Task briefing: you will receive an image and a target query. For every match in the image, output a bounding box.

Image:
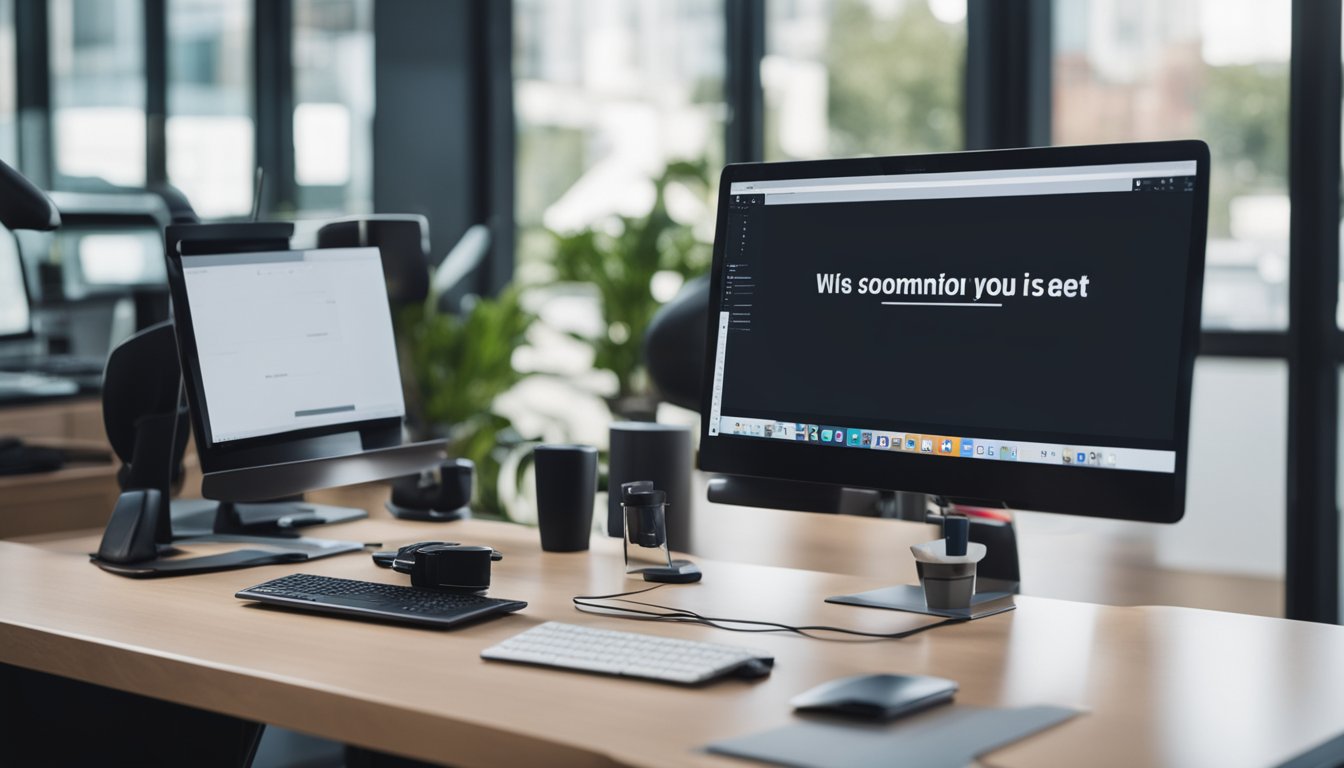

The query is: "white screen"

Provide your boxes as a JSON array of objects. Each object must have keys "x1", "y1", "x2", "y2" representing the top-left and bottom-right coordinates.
[
  {"x1": 0, "y1": 231, "x2": 31, "y2": 338},
  {"x1": 182, "y1": 247, "x2": 406, "y2": 443}
]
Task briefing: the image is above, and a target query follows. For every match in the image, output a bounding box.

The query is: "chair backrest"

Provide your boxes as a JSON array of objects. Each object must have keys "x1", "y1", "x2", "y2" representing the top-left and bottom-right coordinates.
[
  {"x1": 643, "y1": 273, "x2": 709, "y2": 412},
  {"x1": 0, "y1": 159, "x2": 60, "y2": 231}
]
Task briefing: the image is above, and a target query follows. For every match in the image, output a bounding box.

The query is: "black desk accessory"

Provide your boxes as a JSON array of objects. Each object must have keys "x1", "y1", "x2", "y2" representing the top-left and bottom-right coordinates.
[
  {"x1": 620, "y1": 481, "x2": 702, "y2": 583},
  {"x1": 236, "y1": 573, "x2": 526, "y2": 629},
  {"x1": 386, "y1": 458, "x2": 474, "y2": 521},
  {"x1": 372, "y1": 541, "x2": 502, "y2": 592},
  {"x1": 90, "y1": 488, "x2": 361, "y2": 577},
  {"x1": 606, "y1": 422, "x2": 692, "y2": 551},
  {"x1": 0, "y1": 437, "x2": 66, "y2": 475},
  {"x1": 533, "y1": 444, "x2": 598, "y2": 552},
  {"x1": 790, "y1": 674, "x2": 957, "y2": 721}
]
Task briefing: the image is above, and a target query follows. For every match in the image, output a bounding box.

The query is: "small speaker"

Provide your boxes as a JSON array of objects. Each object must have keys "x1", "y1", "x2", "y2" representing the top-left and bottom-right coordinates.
[{"x1": 606, "y1": 422, "x2": 692, "y2": 552}]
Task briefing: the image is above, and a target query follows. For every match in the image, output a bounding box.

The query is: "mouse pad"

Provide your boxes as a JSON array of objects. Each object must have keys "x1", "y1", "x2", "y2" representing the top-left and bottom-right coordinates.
[{"x1": 706, "y1": 704, "x2": 1081, "y2": 768}]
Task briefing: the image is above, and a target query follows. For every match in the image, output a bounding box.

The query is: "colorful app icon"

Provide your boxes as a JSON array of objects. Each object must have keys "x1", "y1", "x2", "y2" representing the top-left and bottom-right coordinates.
[
  {"x1": 1062, "y1": 449, "x2": 1073, "y2": 464},
  {"x1": 833, "y1": 428, "x2": 847, "y2": 445},
  {"x1": 808, "y1": 425, "x2": 820, "y2": 442},
  {"x1": 959, "y1": 439, "x2": 975, "y2": 458},
  {"x1": 847, "y1": 429, "x2": 863, "y2": 447},
  {"x1": 875, "y1": 435, "x2": 890, "y2": 449},
  {"x1": 904, "y1": 434, "x2": 920, "y2": 451},
  {"x1": 920, "y1": 438, "x2": 934, "y2": 453},
  {"x1": 986, "y1": 445, "x2": 996, "y2": 458},
  {"x1": 1075, "y1": 451, "x2": 1087, "y2": 465},
  {"x1": 861, "y1": 432, "x2": 873, "y2": 446},
  {"x1": 820, "y1": 429, "x2": 833, "y2": 443},
  {"x1": 763, "y1": 423, "x2": 775, "y2": 438},
  {"x1": 939, "y1": 438, "x2": 954, "y2": 455},
  {"x1": 1000, "y1": 445, "x2": 1017, "y2": 461}
]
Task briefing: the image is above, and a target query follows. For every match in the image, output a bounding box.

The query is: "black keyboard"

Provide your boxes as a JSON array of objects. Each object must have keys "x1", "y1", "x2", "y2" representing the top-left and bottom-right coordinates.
[{"x1": 236, "y1": 573, "x2": 527, "y2": 628}]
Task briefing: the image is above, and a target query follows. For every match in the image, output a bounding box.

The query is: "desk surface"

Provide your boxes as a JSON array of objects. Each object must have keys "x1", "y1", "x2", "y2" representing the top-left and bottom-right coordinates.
[{"x1": 2, "y1": 513, "x2": 1342, "y2": 768}]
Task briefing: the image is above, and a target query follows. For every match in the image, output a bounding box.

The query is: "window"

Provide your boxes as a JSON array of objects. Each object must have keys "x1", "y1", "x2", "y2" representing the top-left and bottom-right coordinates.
[
  {"x1": 763, "y1": 0, "x2": 966, "y2": 161},
  {"x1": 0, "y1": 0, "x2": 15, "y2": 165},
  {"x1": 1053, "y1": 0, "x2": 1290, "y2": 330},
  {"x1": 49, "y1": 0, "x2": 146, "y2": 187},
  {"x1": 167, "y1": 0, "x2": 254, "y2": 218},
  {"x1": 513, "y1": 0, "x2": 726, "y2": 274},
  {"x1": 292, "y1": 0, "x2": 374, "y2": 216}
]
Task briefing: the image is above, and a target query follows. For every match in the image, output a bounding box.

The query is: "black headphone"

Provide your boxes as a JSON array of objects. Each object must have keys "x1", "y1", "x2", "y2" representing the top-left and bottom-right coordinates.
[{"x1": 372, "y1": 541, "x2": 502, "y2": 592}]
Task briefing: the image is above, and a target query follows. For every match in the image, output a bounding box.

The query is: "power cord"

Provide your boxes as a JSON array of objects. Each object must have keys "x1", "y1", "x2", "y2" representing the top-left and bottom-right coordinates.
[{"x1": 573, "y1": 583, "x2": 968, "y2": 641}]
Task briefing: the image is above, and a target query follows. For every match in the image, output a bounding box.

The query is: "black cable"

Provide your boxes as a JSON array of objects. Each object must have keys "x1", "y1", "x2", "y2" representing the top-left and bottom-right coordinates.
[{"x1": 573, "y1": 583, "x2": 971, "y2": 641}]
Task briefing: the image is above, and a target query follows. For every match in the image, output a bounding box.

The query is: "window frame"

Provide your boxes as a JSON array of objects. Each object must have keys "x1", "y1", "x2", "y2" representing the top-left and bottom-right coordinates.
[{"x1": 6, "y1": 0, "x2": 1340, "y2": 622}]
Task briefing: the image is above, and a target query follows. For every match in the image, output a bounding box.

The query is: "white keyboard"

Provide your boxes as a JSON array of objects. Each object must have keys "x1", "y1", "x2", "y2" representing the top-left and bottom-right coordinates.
[{"x1": 481, "y1": 621, "x2": 774, "y2": 685}]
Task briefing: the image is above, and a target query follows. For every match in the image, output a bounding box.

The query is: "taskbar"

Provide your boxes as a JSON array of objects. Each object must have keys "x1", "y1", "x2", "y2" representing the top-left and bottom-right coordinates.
[{"x1": 715, "y1": 415, "x2": 1176, "y2": 474}]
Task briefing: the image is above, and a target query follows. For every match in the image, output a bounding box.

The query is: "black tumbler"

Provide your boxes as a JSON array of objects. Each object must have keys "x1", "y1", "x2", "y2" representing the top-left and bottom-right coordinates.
[{"x1": 533, "y1": 444, "x2": 599, "y2": 552}]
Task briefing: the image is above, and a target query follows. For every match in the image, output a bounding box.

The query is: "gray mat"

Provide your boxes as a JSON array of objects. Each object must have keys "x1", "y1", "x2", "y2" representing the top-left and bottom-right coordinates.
[{"x1": 706, "y1": 704, "x2": 1081, "y2": 768}]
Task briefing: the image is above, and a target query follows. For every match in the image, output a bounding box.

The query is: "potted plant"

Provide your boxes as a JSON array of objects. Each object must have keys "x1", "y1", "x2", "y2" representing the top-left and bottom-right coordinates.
[
  {"x1": 398, "y1": 286, "x2": 534, "y2": 517},
  {"x1": 551, "y1": 160, "x2": 712, "y2": 419}
]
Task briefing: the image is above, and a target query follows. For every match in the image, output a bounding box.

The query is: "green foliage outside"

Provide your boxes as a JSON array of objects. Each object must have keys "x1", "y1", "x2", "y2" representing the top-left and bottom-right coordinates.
[
  {"x1": 763, "y1": 0, "x2": 963, "y2": 161},
  {"x1": 399, "y1": 287, "x2": 534, "y2": 515},
  {"x1": 551, "y1": 159, "x2": 712, "y2": 401},
  {"x1": 1200, "y1": 62, "x2": 1289, "y2": 238}
]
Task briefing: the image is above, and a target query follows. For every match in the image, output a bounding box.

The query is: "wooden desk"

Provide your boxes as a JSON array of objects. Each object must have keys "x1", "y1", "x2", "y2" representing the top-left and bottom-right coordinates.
[
  {"x1": 0, "y1": 397, "x2": 118, "y2": 538},
  {"x1": 2, "y1": 511, "x2": 1342, "y2": 768}
]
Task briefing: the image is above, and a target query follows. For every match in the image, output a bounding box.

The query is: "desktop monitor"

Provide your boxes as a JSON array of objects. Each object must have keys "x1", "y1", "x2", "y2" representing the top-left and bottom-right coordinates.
[
  {"x1": 164, "y1": 242, "x2": 444, "y2": 507},
  {"x1": 0, "y1": 229, "x2": 32, "y2": 340},
  {"x1": 698, "y1": 141, "x2": 1209, "y2": 524}
]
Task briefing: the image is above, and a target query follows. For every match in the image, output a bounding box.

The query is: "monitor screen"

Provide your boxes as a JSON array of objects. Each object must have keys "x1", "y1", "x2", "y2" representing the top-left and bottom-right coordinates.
[
  {"x1": 0, "y1": 229, "x2": 32, "y2": 339},
  {"x1": 698, "y1": 142, "x2": 1208, "y2": 522},
  {"x1": 179, "y1": 247, "x2": 406, "y2": 444},
  {"x1": 73, "y1": 228, "x2": 166, "y2": 287}
]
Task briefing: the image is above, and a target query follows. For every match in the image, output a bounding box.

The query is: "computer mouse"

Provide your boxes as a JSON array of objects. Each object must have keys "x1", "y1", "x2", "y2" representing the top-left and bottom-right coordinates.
[{"x1": 790, "y1": 673, "x2": 957, "y2": 720}]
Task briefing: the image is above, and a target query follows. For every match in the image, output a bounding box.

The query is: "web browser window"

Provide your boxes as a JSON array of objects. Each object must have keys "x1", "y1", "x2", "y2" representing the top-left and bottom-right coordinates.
[
  {"x1": 707, "y1": 160, "x2": 1199, "y2": 474},
  {"x1": 180, "y1": 247, "x2": 404, "y2": 443}
]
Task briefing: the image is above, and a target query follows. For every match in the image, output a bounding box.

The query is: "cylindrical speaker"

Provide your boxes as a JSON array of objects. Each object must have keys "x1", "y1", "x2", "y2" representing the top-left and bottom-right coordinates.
[{"x1": 606, "y1": 422, "x2": 692, "y2": 552}]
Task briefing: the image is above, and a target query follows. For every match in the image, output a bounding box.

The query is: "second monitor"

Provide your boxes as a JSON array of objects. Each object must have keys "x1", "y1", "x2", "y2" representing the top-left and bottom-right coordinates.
[{"x1": 698, "y1": 141, "x2": 1210, "y2": 524}]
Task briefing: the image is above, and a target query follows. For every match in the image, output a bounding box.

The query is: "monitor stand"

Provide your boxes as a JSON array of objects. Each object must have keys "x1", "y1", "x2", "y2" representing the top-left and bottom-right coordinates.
[
  {"x1": 171, "y1": 498, "x2": 367, "y2": 539},
  {"x1": 826, "y1": 506, "x2": 1020, "y2": 619}
]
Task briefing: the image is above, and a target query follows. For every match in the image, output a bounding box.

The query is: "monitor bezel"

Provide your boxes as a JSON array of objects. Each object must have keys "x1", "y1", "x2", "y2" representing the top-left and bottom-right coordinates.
[
  {"x1": 697, "y1": 140, "x2": 1210, "y2": 523},
  {"x1": 165, "y1": 245, "x2": 407, "y2": 475}
]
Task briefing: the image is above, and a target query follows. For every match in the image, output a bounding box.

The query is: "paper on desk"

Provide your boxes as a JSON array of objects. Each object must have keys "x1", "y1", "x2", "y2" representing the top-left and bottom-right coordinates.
[{"x1": 706, "y1": 704, "x2": 1081, "y2": 768}]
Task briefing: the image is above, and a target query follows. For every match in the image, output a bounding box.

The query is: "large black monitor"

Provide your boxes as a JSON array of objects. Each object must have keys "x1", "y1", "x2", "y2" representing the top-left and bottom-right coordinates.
[{"x1": 698, "y1": 141, "x2": 1209, "y2": 524}]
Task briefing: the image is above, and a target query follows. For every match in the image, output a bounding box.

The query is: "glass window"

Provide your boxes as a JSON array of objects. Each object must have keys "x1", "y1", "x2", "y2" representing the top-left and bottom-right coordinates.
[
  {"x1": 292, "y1": 0, "x2": 374, "y2": 216},
  {"x1": 763, "y1": 0, "x2": 966, "y2": 161},
  {"x1": 0, "y1": 0, "x2": 15, "y2": 165},
  {"x1": 167, "y1": 0, "x2": 254, "y2": 219},
  {"x1": 1053, "y1": 0, "x2": 1290, "y2": 330},
  {"x1": 49, "y1": 0, "x2": 146, "y2": 188},
  {"x1": 514, "y1": 0, "x2": 727, "y2": 273}
]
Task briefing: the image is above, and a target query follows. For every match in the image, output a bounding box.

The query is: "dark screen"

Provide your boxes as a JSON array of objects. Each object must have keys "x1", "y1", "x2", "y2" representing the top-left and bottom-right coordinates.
[{"x1": 716, "y1": 187, "x2": 1195, "y2": 449}]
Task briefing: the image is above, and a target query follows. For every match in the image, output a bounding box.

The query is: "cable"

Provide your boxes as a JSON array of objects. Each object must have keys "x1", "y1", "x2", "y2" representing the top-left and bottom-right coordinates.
[{"x1": 573, "y1": 583, "x2": 971, "y2": 641}]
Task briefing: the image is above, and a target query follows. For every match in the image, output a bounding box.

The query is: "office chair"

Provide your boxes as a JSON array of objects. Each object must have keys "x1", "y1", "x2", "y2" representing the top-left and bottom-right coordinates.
[{"x1": 0, "y1": 158, "x2": 61, "y2": 231}]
